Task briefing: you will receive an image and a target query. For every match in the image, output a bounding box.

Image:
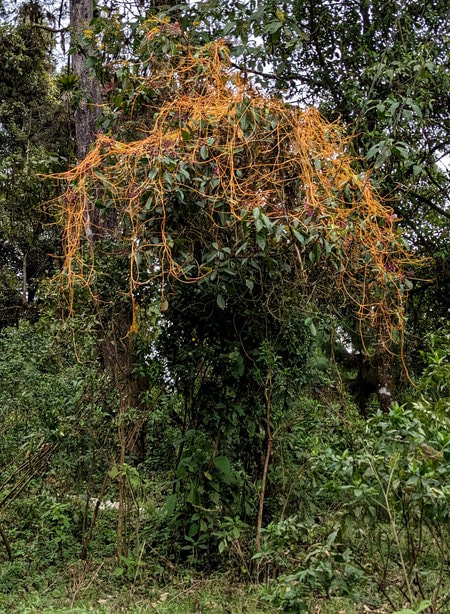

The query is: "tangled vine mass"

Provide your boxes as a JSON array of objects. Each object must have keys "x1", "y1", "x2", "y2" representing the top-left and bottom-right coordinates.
[{"x1": 53, "y1": 19, "x2": 423, "y2": 346}]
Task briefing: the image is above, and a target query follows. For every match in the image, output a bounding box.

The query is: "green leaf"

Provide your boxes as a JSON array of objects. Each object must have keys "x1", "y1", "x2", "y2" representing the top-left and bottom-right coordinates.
[
  {"x1": 188, "y1": 522, "x2": 198, "y2": 537},
  {"x1": 214, "y1": 455, "x2": 232, "y2": 475},
  {"x1": 366, "y1": 142, "x2": 382, "y2": 160},
  {"x1": 235, "y1": 241, "x2": 248, "y2": 256},
  {"x1": 261, "y1": 213, "x2": 272, "y2": 229},
  {"x1": 223, "y1": 22, "x2": 235, "y2": 35},
  {"x1": 165, "y1": 494, "x2": 177, "y2": 516},
  {"x1": 255, "y1": 218, "x2": 263, "y2": 232},
  {"x1": 416, "y1": 601, "x2": 432, "y2": 612},
  {"x1": 108, "y1": 465, "x2": 119, "y2": 479},
  {"x1": 93, "y1": 169, "x2": 108, "y2": 184},
  {"x1": 163, "y1": 171, "x2": 174, "y2": 186},
  {"x1": 256, "y1": 234, "x2": 266, "y2": 250},
  {"x1": 264, "y1": 20, "x2": 283, "y2": 34},
  {"x1": 217, "y1": 294, "x2": 225, "y2": 309},
  {"x1": 293, "y1": 229, "x2": 305, "y2": 245},
  {"x1": 181, "y1": 129, "x2": 192, "y2": 141},
  {"x1": 86, "y1": 55, "x2": 98, "y2": 69}
]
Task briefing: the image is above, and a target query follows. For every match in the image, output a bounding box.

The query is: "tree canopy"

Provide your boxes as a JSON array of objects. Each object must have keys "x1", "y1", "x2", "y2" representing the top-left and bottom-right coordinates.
[{"x1": 56, "y1": 21, "x2": 421, "y2": 346}]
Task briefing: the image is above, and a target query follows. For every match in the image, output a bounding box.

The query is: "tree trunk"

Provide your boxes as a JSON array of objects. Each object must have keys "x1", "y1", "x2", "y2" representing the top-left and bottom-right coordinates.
[
  {"x1": 69, "y1": 1, "x2": 149, "y2": 560},
  {"x1": 255, "y1": 372, "x2": 273, "y2": 553},
  {"x1": 70, "y1": 0, "x2": 101, "y2": 159},
  {"x1": 22, "y1": 252, "x2": 27, "y2": 305},
  {"x1": 70, "y1": 0, "x2": 101, "y2": 240},
  {"x1": 376, "y1": 329, "x2": 395, "y2": 413}
]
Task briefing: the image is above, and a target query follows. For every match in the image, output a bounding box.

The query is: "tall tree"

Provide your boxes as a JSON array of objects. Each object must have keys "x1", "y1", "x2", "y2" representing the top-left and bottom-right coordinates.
[
  {"x1": 0, "y1": 4, "x2": 69, "y2": 327},
  {"x1": 54, "y1": 23, "x2": 422, "y2": 547}
]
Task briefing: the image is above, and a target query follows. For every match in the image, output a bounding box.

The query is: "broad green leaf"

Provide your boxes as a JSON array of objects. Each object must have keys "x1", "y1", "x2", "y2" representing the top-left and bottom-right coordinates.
[
  {"x1": 256, "y1": 234, "x2": 266, "y2": 250},
  {"x1": 214, "y1": 455, "x2": 232, "y2": 475},
  {"x1": 165, "y1": 494, "x2": 177, "y2": 516}
]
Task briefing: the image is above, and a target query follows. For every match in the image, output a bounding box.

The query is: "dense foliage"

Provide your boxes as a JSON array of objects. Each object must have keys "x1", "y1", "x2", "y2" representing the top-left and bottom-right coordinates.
[{"x1": 0, "y1": 2, "x2": 448, "y2": 613}]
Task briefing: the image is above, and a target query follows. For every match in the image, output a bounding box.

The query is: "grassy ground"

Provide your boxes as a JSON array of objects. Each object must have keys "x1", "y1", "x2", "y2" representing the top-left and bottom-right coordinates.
[{"x1": 0, "y1": 562, "x2": 373, "y2": 613}]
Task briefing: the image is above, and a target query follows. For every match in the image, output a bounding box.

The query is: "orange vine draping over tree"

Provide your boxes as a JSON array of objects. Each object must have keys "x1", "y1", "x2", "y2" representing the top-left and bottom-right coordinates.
[{"x1": 53, "y1": 19, "x2": 423, "y2": 346}]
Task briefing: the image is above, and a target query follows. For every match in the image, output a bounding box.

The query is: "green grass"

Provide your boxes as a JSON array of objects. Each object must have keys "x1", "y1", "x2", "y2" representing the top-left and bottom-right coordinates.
[
  {"x1": 0, "y1": 562, "x2": 369, "y2": 614},
  {"x1": 0, "y1": 563, "x2": 268, "y2": 614}
]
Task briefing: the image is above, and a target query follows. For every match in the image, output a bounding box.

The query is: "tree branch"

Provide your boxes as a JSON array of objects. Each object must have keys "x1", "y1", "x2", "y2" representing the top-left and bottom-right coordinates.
[
  {"x1": 398, "y1": 186, "x2": 450, "y2": 220},
  {"x1": 31, "y1": 23, "x2": 68, "y2": 34}
]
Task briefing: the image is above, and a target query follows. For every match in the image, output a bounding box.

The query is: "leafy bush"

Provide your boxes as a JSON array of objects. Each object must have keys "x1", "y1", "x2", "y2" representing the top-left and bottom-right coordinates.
[{"x1": 259, "y1": 326, "x2": 450, "y2": 612}]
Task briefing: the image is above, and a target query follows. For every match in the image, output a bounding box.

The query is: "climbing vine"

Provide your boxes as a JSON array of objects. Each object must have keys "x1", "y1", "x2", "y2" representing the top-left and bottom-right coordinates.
[{"x1": 52, "y1": 19, "x2": 423, "y2": 347}]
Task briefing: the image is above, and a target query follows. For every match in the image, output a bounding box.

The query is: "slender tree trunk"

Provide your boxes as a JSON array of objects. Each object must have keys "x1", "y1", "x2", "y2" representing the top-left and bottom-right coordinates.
[
  {"x1": 70, "y1": 0, "x2": 101, "y2": 240},
  {"x1": 22, "y1": 252, "x2": 27, "y2": 305},
  {"x1": 256, "y1": 372, "x2": 273, "y2": 553},
  {"x1": 376, "y1": 328, "x2": 395, "y2": 413},
  {"x1": 0, "y1": 523, "x2": 12, "y2": 559},
  {"x1": 117, "y1": 388, "x2": 127, "y2": 561},
  {"x1": 69, "y1": 1, "x2": 149, "y2": 560},
  {"x1": 80, "y1": 473, "x2": 109, "y2": 560}
]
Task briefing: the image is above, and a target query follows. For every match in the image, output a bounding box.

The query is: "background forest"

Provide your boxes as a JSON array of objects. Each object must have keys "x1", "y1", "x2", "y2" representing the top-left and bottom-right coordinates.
[{"x1": 0, "y1": 1, "x2": 448, "y2": 612}]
